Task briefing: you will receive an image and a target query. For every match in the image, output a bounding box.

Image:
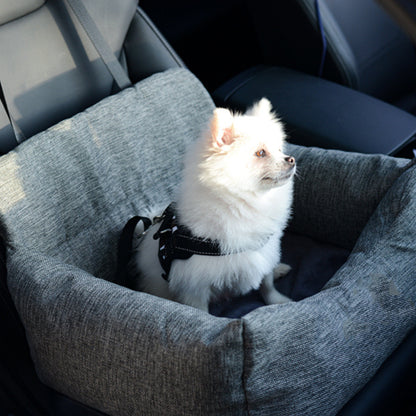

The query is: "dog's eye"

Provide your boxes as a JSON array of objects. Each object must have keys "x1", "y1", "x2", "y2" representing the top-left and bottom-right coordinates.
[{"x1": 255, "y1": 149, "x2": 267, "y2": 158}]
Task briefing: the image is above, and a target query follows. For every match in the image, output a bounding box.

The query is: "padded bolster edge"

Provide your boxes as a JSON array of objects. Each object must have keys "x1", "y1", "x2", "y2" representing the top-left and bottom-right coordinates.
[
  {"x1": 0, "y1": 68, "x2": 215, "y2": 281},
  {"x1": 286, "y1": 144, "x2": 410, "y2": 250},
  {"x1": 7, "y1": 250, "x2": 247, "y2": 416},
  {"x1": 0, "y1": 0, "x2": 45, "y2": 26}
]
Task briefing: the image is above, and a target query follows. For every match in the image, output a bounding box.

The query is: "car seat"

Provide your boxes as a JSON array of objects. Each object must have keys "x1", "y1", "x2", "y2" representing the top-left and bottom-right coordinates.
[
  {"x1": 0, "y1": 0, "x2": 184, "y2": 155},
  {"x1": 246, "y1": 0, "x2": 416, "y2": 114},
  {"x1": 0, "y1": 1, "x2": 415, "y2": 416}
]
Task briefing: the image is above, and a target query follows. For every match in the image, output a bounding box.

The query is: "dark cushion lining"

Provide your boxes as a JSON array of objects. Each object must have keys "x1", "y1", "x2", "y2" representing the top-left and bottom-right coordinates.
[{"x1": 210, "y1": 231, "x2": 350, "y2": 318}]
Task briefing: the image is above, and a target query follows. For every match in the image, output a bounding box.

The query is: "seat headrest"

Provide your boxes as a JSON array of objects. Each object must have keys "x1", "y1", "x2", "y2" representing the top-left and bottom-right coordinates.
[
  {"x1": 0, "y1": 0, "x2": 45, "y2": 25},
  {"x1": 0, "y1": 0, "x2": 138, "y2": 155}
]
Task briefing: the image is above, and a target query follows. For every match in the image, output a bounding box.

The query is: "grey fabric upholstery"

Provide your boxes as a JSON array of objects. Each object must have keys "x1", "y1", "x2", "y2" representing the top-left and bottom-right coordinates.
[
  {"x1": 8, "y1": 251, "x2": 246, "y2": 416},
  {"x1": 286, "y1": 144, "x2": 410, "y2": 249},
  {"x1": 1, "y1": 68, "x2": 212, "y2": 281},
  {"x1": 1, "y1": 68, "x2": 415, "y2": 415}
]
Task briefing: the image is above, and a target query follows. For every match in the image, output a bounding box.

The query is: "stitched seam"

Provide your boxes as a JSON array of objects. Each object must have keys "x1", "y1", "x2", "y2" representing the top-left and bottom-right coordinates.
[{"x1": 241, "y1": 318, "x2": 251, "y2": 415}]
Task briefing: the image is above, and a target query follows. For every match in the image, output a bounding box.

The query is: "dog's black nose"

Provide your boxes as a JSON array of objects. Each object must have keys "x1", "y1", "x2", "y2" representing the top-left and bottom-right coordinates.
[{"x1": 285, "y1": 156, "x2": 295, "y2": 165}]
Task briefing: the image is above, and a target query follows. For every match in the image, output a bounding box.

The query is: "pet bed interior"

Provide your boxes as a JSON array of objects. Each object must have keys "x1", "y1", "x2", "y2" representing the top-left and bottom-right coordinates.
[{"x1": 1, "y1": 68, "x2": 415, "y2": 416}]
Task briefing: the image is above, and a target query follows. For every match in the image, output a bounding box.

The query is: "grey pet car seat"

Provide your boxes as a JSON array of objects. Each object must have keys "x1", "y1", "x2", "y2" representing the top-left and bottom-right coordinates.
[
  {"x1": 0, "y1": 1, "x2": 415, "y2": 416},
  {"x1": 1, "y1": 66, "x2": 416, "y2": 416}
]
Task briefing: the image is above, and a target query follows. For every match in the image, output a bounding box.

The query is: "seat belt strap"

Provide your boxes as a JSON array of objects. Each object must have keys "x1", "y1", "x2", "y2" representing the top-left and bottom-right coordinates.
[
  {"x1": 0, "y1": 82, "x2": 26, "y2": 145},
  {"x1": 0, "y1": 1, "x2": 132, "y2": 147},
  {"x1": 65, "y1": 0, "x2": 132, "y2": 91}
]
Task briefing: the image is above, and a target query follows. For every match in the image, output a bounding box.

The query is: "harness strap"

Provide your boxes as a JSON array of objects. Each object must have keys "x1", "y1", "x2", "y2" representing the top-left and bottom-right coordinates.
[
  {"x1": 116, "y1": 215, "x2": 152, "y2": 288},
  {"x1": 122, "y1": 204, "x2": 272, "y2": 282},
  {"x1": 153, "y1": 204, "x2": 223, "y2": 280}
]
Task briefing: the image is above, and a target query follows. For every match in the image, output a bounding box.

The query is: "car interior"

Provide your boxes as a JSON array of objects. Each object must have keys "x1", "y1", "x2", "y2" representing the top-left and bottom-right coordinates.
[{"x1": 0, "y1": 0, "x2": 415, "y2": 415}]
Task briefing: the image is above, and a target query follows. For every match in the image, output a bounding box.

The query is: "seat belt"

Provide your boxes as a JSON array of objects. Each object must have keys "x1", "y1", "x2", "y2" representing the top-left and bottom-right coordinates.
[
  {"x1": 0, "y1": 82, "x2": 26, "y2": 145},
  {"x1": 0, "y1": 1, "x2": 132, "y2": 147},
  {"x1": 64, "y1": 0, "x2": 132, "y2": 91}
]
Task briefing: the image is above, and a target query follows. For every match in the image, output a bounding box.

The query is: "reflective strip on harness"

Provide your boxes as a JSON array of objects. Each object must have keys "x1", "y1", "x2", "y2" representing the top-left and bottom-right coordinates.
[{"x1": 153, "y1": 204, "x2": 224, "y2": 281}]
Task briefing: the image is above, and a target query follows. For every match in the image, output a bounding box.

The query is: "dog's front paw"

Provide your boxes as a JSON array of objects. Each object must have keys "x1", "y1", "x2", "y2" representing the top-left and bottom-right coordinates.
[
  {"x1": 262, "y1": 288, "x2": 291, "y2": 305},
  {"x1": 263, "y1": 290, "x2": 291, "y2": 305},
  {"x1": 273, "y1": 263, "x2": 292, "y2": 280},
  {"x1": 260, "y1": 272, "x2": 292, "y2": 305}
]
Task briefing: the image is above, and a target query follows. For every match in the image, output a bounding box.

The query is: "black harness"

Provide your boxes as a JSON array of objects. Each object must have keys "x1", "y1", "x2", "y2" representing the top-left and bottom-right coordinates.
[
  {"x1": 119, "y1": 204, "x2": 273, "y2": 284},
  {"x1": 145, "y1": 204, "x2": 225, "y2": 281}
]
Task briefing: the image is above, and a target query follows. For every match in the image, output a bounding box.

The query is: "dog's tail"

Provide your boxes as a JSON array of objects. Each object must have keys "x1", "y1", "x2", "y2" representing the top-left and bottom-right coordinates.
[{"x1": 115, "y1": 216, "x2": 151, "y2": 289}]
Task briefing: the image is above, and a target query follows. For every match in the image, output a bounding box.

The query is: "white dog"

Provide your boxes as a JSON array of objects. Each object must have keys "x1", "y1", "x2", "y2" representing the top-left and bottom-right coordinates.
[{"x1": 130, "y1": 98, "x2": 295, "y2": 311}]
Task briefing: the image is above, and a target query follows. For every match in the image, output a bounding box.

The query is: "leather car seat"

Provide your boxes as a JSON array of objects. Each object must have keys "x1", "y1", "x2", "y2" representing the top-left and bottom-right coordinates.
[
  {"x1": 0, "y1": 0, "x2": 184, "y2": 155},
  {"x1": 247, "y1": 0, "x2": 416, "y2": 114}
]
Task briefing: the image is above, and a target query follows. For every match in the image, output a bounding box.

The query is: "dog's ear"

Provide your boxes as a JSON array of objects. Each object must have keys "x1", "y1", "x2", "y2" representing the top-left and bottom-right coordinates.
[
  {"x1": 210, "y1": 108, "x2": 235, "y2": 147},
  {"x1": 246, "y1": 98, "x2": 274, "y2": 120}
]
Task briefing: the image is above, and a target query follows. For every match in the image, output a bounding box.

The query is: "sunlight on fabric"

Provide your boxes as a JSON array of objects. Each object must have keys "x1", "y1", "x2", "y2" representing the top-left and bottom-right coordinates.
[
  {"x1": 50, "y1": 119, "x2": 102, "y2": 148},
  {"x1": 50, "y1": 118, "x2": 73, "y2": 133},
  {"x1": 0, "y1": 152, "x2": 26, "y2": 213},
  {"x1": 88, "y1": 121, "x2": 103, "y2": 148}
]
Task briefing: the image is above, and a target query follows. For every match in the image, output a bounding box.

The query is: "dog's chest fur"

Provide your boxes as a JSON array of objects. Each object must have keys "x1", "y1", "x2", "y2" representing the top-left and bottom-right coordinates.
[
  {"x1": 133, "y1": 99, "x2": 295, "y2": 309},
  {"x1": 159, "y1": 184, "x2": 291, "y2": 300}
]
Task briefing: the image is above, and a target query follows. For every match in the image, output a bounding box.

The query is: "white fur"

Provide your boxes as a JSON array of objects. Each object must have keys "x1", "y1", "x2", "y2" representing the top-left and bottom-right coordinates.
[{"x1": 131, "y1": 98, "x2": 295, "y2": 311}]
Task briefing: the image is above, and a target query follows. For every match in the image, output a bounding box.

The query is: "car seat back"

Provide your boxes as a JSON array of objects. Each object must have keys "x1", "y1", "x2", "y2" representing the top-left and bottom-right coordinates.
[
  {"x1": 0, "y1": 0, "x2": 183, "y2": 155},
  {"x1": 248, "y1": 0, "x2": 416, "y2": 111}
]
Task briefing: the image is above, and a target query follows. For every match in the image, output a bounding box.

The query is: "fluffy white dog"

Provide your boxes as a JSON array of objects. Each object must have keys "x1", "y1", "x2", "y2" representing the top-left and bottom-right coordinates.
[{"x1": 130, "y1": 98, "x2": 295, "y2": 311}]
